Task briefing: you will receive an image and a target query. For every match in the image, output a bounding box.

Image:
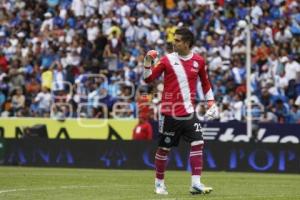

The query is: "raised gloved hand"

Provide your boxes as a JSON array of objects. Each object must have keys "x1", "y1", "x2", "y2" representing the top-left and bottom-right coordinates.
[
  {"x1": 144, "y1": 50, "x2": 158, "y2": 68},
  {"x1": 204, "y1": 101, "x2": 219, "y2": 120}
]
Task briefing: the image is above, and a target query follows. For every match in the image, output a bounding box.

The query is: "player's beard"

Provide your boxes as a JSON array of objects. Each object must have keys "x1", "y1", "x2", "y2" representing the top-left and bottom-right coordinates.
[
  {"x1": 174, "y1": 47, "x2": 184, "y2": 56},
  {"x1": 173, "y1": 45, "x2": 180, "y2": 53},
  {"x1": 173, "y1": 45, "x2": 187, "y2": 55},
  {"x1": 172, "y1": 44, "x2": 175, "y2": 52}
]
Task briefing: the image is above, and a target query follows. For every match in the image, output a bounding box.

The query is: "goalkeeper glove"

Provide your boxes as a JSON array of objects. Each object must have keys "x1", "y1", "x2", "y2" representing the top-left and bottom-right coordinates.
[
  {"x1": 144, "y1": 50, "x2": 158, "y2": 68},
  {"x1": 204, "y1": 101, "x2": 219, "y2": 120}
]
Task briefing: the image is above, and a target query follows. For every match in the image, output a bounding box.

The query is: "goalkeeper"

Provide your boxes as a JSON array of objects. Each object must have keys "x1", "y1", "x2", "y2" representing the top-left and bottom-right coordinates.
[{"x1": 143, "y1": 27, "x2": 219, "y2": 195}]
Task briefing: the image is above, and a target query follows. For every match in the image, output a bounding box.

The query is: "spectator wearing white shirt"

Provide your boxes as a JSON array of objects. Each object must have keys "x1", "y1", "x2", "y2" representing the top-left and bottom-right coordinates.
[
  {"x1": 125, "y1": 19, "x2": 139, "y2": 43},
  {"x1": 208, "y1": 51, "x2": 223, "y2": 71},
  {"x1": 35, "y1": 87, "x2": 52, "y2": 116},
  {"x1": 274, "y1": 71, "x2": 289, "y2": 95},
  {"x1": 250, "y1": 2, "x2": 263, "y2": 25},
  {"x1": 11, "y1": 88, "x2": 25, "y2": 114},
  {"x1": 102, "y1": 12, "x2": 114, "y2": 36},
  {"x1": 138, "y1": 12, "x2": 152, "y2": 28},
  {"x1": 3, "y1": 41, "x2": 16, "y2": 60},
  {"x1": 219, "y1": 103, "x2": 234, "y2": 122},
  {"x1": 103, "y1": 30, "x2": 121, "y2": 72},
  {"x1": 219, "y1": 40, "x2": 231, "y2": 61},
  {"x1": 52, "y1": 63, "x2": 66, "y2": 92},
  {"x1": 234, "y1": 94, "x2": 245, "y2": 121},
  {"x1": 9, "y1": 34, "x2": 19, "y2": 47},
  {"x1": 147, "y1": 25, "x2": 161, "y2": 45},
  {"x1": 267, "y1": 53, "x2": 280, "y2": 76},
  {"x1": 284, "y1": 56, "x2": 300, "y2": 82},
  {"x1": 231, "y1": 59, "x2": 246, "y2": 85},
  {"x1": 275, "y1": 26, "x2": 293, "y2": 43},
  {"x1": 40, "y1": 12, "x2": 54, "y2": 32},
  {"x1": 65, "y1": 26, "x2": 76, "y2": 44},
  {"x1": 71, "y1": 0, "x2": 85, "y2": 17},
  {"x1": 116, "y1": 0, "x2": 131, "y2": 17},
  {"x1": 86, "y1": 21, "x2": 99, "y2": 42},
  {"x1": 120, "y1": 15, "x2": 130, "y2": 29},
  {"x1": 232, "y1": 28, "x2": 245, "y2": 46},
  {"x1": 84, "y1": 0, "x2": 98, "y2": 17},
  {"x1": 136, "y1": 0, "x2": 151, "y2": 14},
  {"x1": 261, "y1": 22, "x2": 274, "y2": 44},
  {"x1": 260, "y1": 110, "x2": 278, "y2": 123},
  {"x1": 232, "y1": 40, "x2": 246, "y2": 55},
  {"x1": 98, "y1": 0, "x2": 113, "y2": 16},
  {"x1": 65, "y1": 50, "x2": 81, "y2": 67},
  {"x1": 192, "y1": 41, "x2": 207, "y2": 55}
]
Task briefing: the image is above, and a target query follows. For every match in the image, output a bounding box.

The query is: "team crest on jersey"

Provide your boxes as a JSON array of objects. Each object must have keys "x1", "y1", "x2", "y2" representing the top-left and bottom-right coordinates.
[
  {"x1": 164, "y1": 136, "x2": 171, "y2": 144},
  {"x1": 193, "y1": 61, "x2": 199, "y2": 69},
  {"x1": 191, "y1": 61, "x2": 199, "y2": 72}
]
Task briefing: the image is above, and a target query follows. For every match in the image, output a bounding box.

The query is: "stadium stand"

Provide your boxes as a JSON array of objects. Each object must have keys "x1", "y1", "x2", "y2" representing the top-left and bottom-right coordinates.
[{"x1": 0, "y1": 0, "x2": 299, "y2": 123}]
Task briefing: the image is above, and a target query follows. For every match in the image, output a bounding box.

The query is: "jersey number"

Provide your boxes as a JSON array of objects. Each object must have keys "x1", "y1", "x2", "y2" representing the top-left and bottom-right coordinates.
[{"x1": 194, "y1": 123, "x2": 202, "y2": 132}]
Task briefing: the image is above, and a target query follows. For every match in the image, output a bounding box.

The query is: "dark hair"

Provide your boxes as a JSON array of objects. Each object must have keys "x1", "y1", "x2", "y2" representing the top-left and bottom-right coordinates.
[{"x1": 174, "y1": 27, "x2": 194, "y2": 48}]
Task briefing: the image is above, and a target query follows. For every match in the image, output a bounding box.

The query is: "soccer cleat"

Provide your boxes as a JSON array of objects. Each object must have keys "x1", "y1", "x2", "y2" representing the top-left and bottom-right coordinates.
[
  {"x1": 190, "y1": 183, "x2": 213, "y2": 195},
  {"x1": 154, "y1": 183, "x2": 168, "y2": 195}
]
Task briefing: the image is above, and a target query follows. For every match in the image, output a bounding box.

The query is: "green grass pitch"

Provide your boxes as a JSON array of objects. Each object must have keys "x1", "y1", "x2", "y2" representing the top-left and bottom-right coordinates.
[{"x1": 0, "y1": 167, "x2": 299, "y2": 200}]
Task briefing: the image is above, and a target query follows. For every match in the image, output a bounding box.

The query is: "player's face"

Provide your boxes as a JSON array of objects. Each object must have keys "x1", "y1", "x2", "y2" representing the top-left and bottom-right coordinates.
[{"x1": 173, "y1": 34, "x2": 189, "y2": 54}]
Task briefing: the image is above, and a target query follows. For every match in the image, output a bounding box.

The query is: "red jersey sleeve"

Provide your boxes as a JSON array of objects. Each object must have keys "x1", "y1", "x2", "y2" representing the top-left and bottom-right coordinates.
[
  {"x1": 198, "y1": 57, "x2": 215, "y2": 101},
  {"x1": 144, "y1": 57, "x2": 166, "y2": 83}
]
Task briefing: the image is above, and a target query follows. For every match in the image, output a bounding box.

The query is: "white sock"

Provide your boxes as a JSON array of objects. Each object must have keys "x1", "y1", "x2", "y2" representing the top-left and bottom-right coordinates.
[
  {"x1": 191, "y1": 175, "x2": 201, "y2": 186},
  {"x1": 155, "y1": 178, "x2": 164, "y2": 185}
]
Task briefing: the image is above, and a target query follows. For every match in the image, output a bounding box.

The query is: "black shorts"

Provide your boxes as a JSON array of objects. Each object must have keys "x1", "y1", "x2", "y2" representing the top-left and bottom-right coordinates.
[{"x1": 158, "y1": 113, "x2": 203, "y2": 148}]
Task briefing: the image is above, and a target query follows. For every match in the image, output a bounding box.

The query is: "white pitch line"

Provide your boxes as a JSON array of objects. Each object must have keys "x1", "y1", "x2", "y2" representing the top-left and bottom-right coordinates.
[
  {"x1": 0, "y1": 185, "x2": 100, "y2": 195},
  {"x1": 0, "y1": 189, "x2": 27, "y2": 194},
  {"x1": 145, "y1": 194, "x2": 300, "y2": 200}
]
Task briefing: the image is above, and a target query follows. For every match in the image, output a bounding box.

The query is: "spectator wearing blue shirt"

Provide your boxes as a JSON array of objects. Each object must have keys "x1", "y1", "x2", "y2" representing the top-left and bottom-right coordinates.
[
  {"x1": 289, "y1": 104, "x2": 300, "y2": 123},
  {"x1": 272, "y1": 99, "x2": 289, "y2": 123},
  {"x1": 0, "y1": 90, "x2": 5, "y2": 112}
]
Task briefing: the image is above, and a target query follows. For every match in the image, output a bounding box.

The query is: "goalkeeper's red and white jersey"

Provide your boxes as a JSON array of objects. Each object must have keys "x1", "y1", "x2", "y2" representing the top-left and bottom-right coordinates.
[{"x1": 144, "y1": 52, "x2": 214, "y2": 117}]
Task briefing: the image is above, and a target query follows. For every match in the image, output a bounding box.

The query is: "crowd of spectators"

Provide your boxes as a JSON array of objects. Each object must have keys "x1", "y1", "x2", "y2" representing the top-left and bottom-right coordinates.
[{"x1": 0, "y1": 0, "x2": 300, "y2": 123}]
